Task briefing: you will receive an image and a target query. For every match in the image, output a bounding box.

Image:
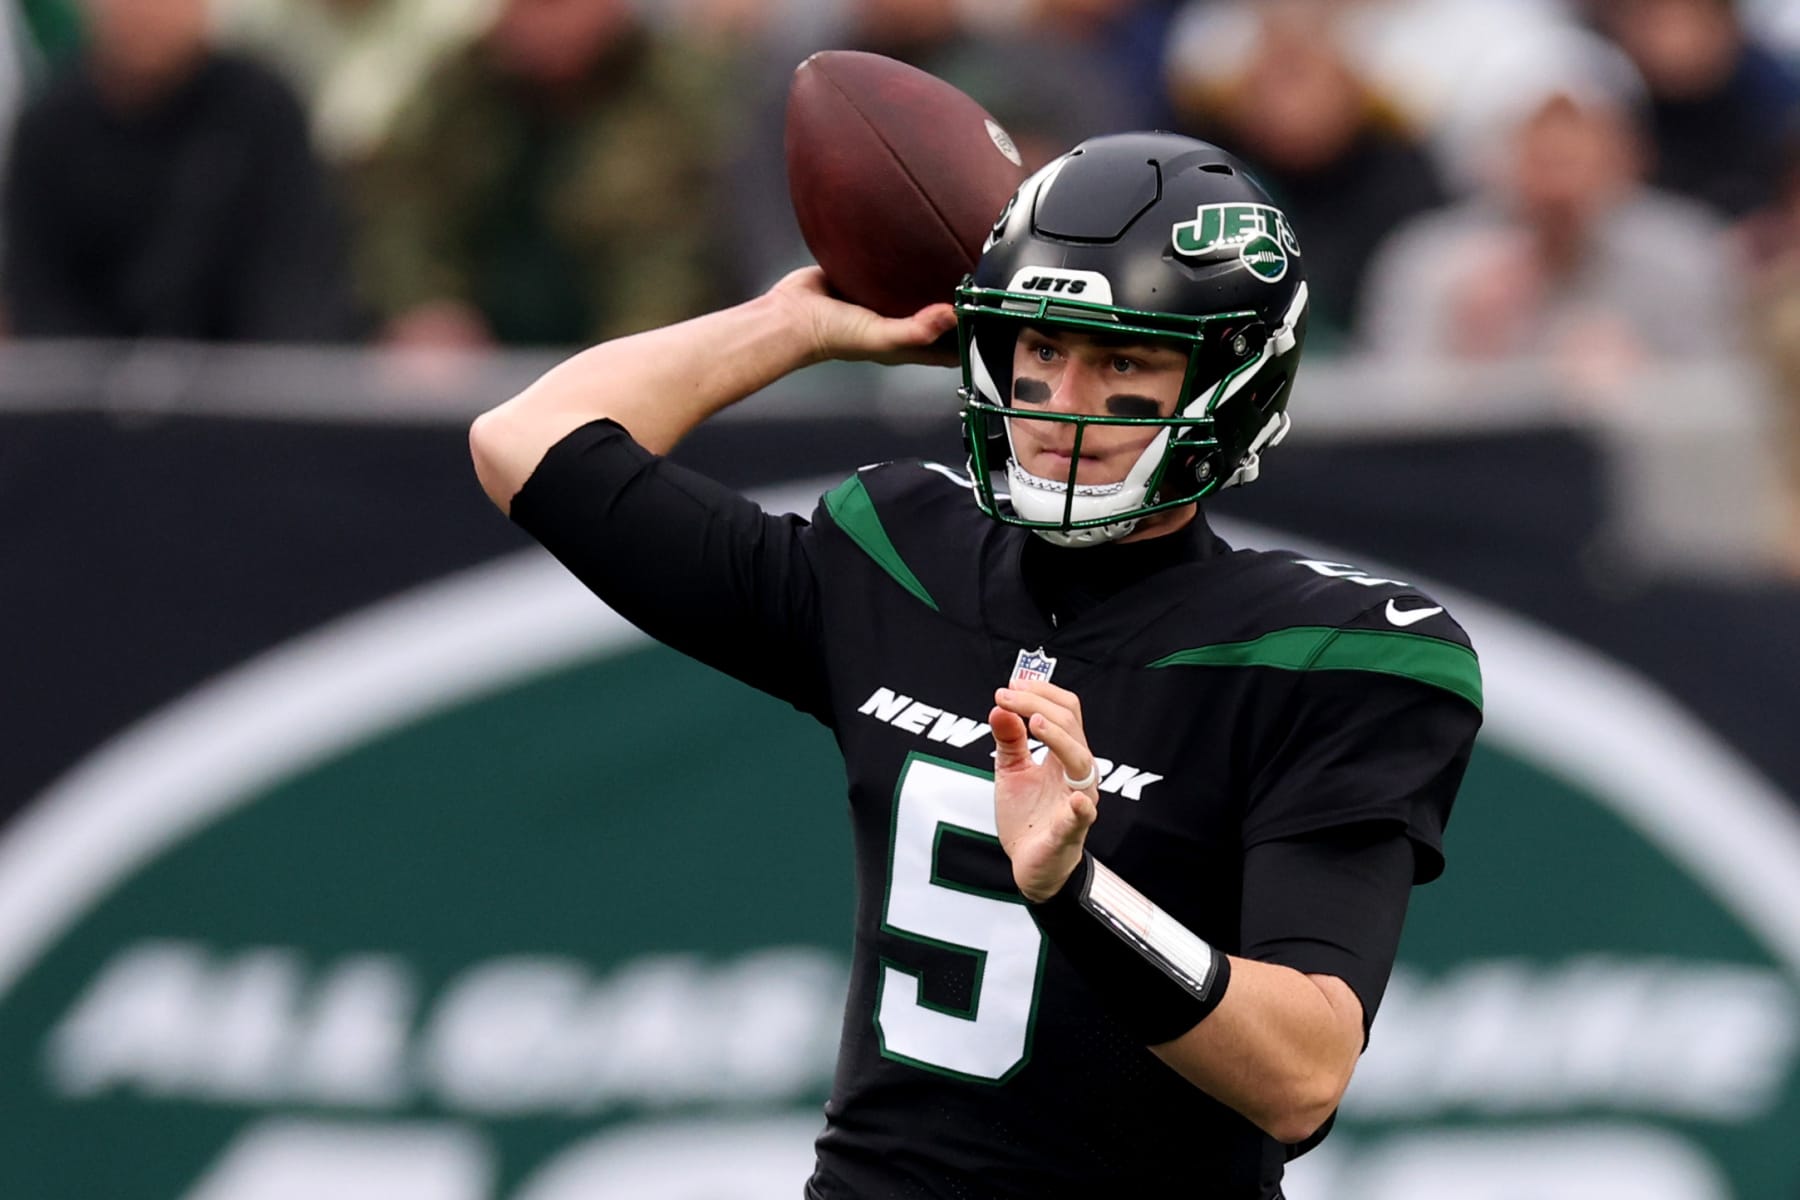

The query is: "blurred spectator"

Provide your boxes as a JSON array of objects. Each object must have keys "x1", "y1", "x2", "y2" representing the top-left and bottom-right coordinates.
[
  {"x1": 1260, "y1": 0, "x2": 1580, "y2": 194},
  {"x1": 1036, "y1": 0, "x2": 1183, "y2": 108},
  {"x1": 17, "y1": 0, "x2": 83, "y2": 67},
  {"x1": 934, "y1": 36, "x2": 1141, "y2": 175},
  {"x1": 646, "y1": 0, "x2": 837, "y2": 50},
  {"x1": 209, "y1": 0, "x2": 499, "y2": 165},
  {"x1": 1, "y1": 3, "x2": 30, "y2": 162},
  {"x1": 630, "y1": 0, "x2": 804, "y2": 305},
  {"x1": 1743, "y1": 124, "x2": 1800, "y2": 571},
  {"x1": 964, "y1": 0, "x2": 1180, "y2": 129},
  {"x1": 1741, "y1": 0, "x2": 1800, "y2": 68},
  {"x1": 1589, "y1": 0, "x2": 1800, "y2": 220},
  {"x1": 842, "y1": 0, "x2": 960, "y2": 62},
  {"x1": 832, "y1": 0, "x2": 1137, "y2": 168},
  {"x1": 0, "y1": 5, "x2": 26, "y2": 325},
  {"x1": 1, "y1": 0, "x2": 361, "y2": 341},
  {"x1": 1357, "y1": 33, "x2": 1737, "y2": 375},
  {"x1": 1167, "y1": 0, "x2": 1448, "y2": 347},
  {"x1": 353, "y1": 0, "x2": 726, "y2": 348}
]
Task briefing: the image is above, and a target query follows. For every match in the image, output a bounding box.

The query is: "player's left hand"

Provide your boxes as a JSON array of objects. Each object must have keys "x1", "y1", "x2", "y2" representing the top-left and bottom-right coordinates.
[{"x1": 989, "y1": 678, "x2": 1101, "y2": 903}]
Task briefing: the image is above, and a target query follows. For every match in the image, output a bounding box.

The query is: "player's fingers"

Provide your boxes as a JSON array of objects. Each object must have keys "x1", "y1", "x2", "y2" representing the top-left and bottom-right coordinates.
[
  {"x1": 857, "y1": 306, "x2": 958, "y2": 367},
  {"x1": 988, "y1": 706, "x2": 1034, "y2": 770},
  {"x1": 886, "y1": 304, "x2": 957, "y2": 347},
  {"x1": 907, "y1": 301, "x2": 957, "y2": 327},
  {"x1": 1012, "y1": 677, "x2": 1083, "y2": 727},
  {"x1": 996, "y1": 687, "x2": 1079, "y2": 740},
  {"x1": 1026, "y1": 711, "x2": 1097, "y2": 795},
  {"x1": 1071, "y1": 791, "x2": 1098, "y2": 830},
  {"x1": 1053, "y1": 791, "x2": 1098, "y2": 848}
]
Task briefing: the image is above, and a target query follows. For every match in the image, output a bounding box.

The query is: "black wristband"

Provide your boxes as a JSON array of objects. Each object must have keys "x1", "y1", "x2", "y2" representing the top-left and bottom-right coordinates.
[{"x1": 1029, "y1": 851, "x2": 1232, "y2": 1045}]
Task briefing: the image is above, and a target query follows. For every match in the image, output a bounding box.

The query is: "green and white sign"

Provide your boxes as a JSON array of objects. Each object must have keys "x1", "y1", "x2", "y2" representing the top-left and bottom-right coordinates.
[{"x1": 2, "y1": 499, "x2": 1797, "y2": 1199}]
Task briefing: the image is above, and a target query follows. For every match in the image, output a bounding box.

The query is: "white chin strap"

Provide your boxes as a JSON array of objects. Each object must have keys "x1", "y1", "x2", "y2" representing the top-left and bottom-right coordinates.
[
  {"x1": 1006, "y1": 458, "x2": 1147, "y2": 547},
  {"x1": 1220, "y1": 410, "x2": 1291, "y2": 490}
]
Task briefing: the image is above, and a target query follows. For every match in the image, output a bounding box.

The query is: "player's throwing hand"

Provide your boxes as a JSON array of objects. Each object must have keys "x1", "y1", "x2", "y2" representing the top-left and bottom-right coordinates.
[
  {"x1": 990, "y1": 678, "x2": 1101, "y2": 902},
  {"x1": 767, "y1": 267, "x2": 959, "y2": 369}
]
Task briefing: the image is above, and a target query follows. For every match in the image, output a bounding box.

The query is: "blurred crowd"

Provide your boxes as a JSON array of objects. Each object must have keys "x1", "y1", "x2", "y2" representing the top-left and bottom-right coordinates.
[{"x1": 2, "y1": 0, "x2": 1799, "y2": 542}]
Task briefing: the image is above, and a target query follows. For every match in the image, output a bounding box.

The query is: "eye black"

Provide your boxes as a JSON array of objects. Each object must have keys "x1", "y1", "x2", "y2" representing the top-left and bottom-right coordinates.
[{"x1": 1105, "y1": 394, "x2": 1161, "y2": 419}]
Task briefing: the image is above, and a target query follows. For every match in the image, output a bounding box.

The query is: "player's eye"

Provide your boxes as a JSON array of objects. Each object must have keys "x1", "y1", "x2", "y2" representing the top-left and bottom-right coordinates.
[
  {"x1": 1111, "y1": 356, "x2": 1136, "y2": 374},
  {"x1": 1033, "y1": 344, "x2": 1058, "y2": 364}
]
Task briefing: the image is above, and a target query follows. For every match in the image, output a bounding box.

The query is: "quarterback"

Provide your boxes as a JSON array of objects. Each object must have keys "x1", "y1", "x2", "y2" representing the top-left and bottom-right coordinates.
[{"x1": 471, "y1": 133, "x2": 1481, "y2": 1197}]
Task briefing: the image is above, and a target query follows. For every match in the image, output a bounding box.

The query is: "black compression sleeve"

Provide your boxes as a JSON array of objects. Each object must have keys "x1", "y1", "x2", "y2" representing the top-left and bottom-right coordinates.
[
  {"x1": 508, "y1": 419, "x2": 831, "y2": 718},
  {"x1": 1239, "y1": 824, "x2": 1417, "y2": 1034}
]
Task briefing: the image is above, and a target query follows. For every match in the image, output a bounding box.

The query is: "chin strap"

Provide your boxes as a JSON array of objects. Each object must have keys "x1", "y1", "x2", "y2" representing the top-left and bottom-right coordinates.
[
  {"x1": 1220, "y1": 410, "x2": 1291, "y2": 490},
  {"x1": 1004, "y1": 457, "x2": 1147, "y2": 546},
  {"x1": 1030, "y1": 519, "x2": 1140, "y2": 548}
]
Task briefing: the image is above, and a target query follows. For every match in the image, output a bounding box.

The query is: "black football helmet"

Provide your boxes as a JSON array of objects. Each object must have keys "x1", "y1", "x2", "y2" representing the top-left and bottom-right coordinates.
[{"x1": 956, "y1": 132, "x2": 1309, "y2": 546}]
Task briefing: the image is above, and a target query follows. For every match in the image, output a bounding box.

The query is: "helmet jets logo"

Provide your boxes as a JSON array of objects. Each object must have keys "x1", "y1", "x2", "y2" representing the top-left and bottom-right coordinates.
[
  {"x1": 1239, "y1": 233, "x2": 1289, "y2": 283},
  {"x1": 1172, "y1": 203, "x2": 1301, "y2": 284}
]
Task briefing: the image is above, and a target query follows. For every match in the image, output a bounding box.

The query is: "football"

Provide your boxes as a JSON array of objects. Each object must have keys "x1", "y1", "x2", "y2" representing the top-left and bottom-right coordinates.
[{"x1": 785, "y1": 50, "x2": 1028, "y2": 318}]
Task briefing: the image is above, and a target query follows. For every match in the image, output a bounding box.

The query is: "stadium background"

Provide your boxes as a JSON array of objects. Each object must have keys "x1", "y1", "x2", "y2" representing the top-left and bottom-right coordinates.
[{"x1": 4, "y1": 1, "x2": 1800, "y2": 1197}]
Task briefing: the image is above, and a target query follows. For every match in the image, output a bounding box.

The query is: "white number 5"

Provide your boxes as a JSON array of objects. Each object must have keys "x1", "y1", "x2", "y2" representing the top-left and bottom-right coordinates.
[{"x1": 875, "y1": 755, "x2": 1047, "y2": 1082}]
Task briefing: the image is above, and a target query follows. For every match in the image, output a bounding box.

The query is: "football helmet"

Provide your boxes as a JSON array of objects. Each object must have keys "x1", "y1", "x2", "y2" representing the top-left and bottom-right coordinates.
[{"x1": 956, "y1": 132, "x2": 1309, "y2": 546}]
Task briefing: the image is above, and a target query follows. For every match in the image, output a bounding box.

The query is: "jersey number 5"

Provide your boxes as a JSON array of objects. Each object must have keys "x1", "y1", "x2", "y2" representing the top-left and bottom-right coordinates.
[{"x1": 875, "y1": 755, "x2": 1048, "y2": 1083}]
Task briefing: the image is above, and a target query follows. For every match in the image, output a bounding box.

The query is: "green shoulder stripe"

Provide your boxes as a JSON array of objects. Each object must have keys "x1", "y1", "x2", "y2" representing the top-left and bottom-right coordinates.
[
  {"x1": 822, "y1": 475, "x2": 940, "y2": 612},
  {"x1": 1149, "y1": 626, "x2": 1482, "y2": 710}
]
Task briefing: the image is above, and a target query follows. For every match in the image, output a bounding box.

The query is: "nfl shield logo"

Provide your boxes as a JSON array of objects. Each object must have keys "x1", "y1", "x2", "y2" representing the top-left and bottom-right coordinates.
[{"x1": 1011, "y1": 647, "x2": 1058, "y2": 685}]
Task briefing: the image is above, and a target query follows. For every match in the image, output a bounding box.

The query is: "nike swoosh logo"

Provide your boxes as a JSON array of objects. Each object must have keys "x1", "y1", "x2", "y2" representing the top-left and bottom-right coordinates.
[{"x1": 1386, "y1": 599, "x2": 1444, "y2": 627}]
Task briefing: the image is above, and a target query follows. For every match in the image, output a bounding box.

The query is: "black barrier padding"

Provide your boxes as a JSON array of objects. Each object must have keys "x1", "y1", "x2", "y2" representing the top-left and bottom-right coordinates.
[
  {"x1": 0, "y1": 411, "x2": 955, "y2": 815},
  {"x1": 1208, "y1": 430, "x2": 1615, "y2": 611},
  {"x1": 672, "y1": 415, "x2": 960, "y2": 492},
  {"x1": 1549, "y1": 582, "x2": 1800, "y2": 793},
  {"x1": 1, "y1": 413, "x2": 525, "y2": 812}
]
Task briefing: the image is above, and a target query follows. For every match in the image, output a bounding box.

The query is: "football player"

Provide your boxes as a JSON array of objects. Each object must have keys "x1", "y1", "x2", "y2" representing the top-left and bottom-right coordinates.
[{"x1": 470, "y1": 132, "x2": 1481, "y2": 1198}]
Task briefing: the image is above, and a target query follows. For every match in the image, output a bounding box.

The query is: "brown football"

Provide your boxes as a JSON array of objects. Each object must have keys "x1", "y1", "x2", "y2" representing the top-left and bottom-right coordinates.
[{"x1": 785, "y1": 50, "x2": 1028, "y2": 318}]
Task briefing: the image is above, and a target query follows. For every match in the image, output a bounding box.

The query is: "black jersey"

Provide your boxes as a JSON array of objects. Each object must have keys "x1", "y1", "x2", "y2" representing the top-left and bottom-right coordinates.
[{"x1": 511, "y1": 423, "x2": 1482, "y2": 1200}]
